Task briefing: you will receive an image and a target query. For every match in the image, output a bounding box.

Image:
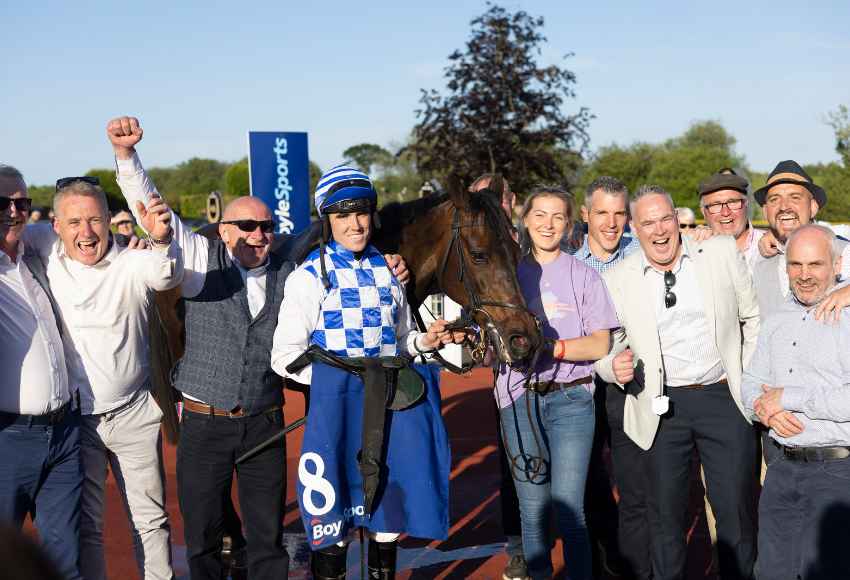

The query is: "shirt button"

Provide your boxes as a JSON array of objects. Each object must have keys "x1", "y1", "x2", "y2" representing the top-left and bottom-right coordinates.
[
  {"x1": 792, "y1": 342, "x2": 796, "y2": 346},
  {"x1": 789, "y1": 369, "x2": 793, "y2": 374}
]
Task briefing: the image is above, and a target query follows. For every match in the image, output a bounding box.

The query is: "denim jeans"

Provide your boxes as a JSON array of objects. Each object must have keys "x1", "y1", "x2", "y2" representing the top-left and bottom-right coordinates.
[
  {"x1": 500, "y1": 386, "x2": 595, "y2": 580},
  {"x1": 0, "y1": 406, "x2": 83, "y2": 580}
]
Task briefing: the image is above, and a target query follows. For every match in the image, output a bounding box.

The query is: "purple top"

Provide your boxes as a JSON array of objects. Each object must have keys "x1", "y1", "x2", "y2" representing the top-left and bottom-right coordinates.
[{"x1": 495, "y1": 252, "x2": 620, "y2": 409}]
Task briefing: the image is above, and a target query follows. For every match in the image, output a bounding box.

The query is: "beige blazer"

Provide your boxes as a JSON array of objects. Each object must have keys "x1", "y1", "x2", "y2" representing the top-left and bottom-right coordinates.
[{"x1": 594, "y1": 235, "x2": 760, "y2": 450}]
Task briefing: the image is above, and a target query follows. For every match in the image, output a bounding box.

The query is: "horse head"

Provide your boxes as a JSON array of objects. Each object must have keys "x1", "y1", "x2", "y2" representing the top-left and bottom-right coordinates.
[{"x1": 431, "y1": 175, "x2": 542, "y2": 364}]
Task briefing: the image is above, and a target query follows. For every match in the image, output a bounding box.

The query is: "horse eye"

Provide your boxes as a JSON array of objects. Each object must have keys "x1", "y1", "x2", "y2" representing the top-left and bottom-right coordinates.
[{"x1": 470, "y1": 251, "x2": 489, "y2": 264}]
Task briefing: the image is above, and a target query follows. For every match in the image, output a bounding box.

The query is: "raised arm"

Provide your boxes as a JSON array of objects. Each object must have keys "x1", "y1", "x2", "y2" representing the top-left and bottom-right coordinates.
[{"x1": 108, "y1": 116, "x2": 209, "y2": 297}]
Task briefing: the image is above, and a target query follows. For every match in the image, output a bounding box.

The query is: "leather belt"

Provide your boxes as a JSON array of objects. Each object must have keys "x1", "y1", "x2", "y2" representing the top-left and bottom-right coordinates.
[
  {"x1": 669, "y1": 380, "x2": 728, "y2": 391},
  {"x1": 0, "y1": 401, "x2": 70, "y2": 426},
  {"x1": 773, "y1": 440, "x2": 850, "y2": 462},
  {"x1": 529, "y1": 375, "x2": 593, "y2": 396},
  {"x1": 182, "y1": 399, "x2": 279, "y2": 418}
]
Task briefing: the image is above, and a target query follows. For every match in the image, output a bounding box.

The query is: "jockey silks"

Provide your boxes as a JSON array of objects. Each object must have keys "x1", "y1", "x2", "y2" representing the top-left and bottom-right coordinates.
[{"x1": 297, "y1": 361, "x2": 450, "y2": 550}]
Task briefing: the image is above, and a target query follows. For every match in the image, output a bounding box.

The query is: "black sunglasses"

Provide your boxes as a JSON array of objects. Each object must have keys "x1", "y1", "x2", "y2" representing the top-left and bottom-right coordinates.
[
  {"x1": 664, "y1": 270, "x2": 677, "y2": 308},
  {"x1": 221, "y1": 219, "x2": 275, "y2": 233},
  {"x1": 679, "y1": 223, "x2": 697, "y2": 229},
  {"x1": 0, "y1": 196, "x2": 32, "y2": 213},
  {"x1": 55, "y1": 176, "x2": 100, "y2": 191}
]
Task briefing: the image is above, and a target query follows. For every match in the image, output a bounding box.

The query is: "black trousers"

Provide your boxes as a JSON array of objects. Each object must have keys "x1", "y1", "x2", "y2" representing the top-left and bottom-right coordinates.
[
  {"x1": 648, "y1": 382, "x2": 757, "y2": 580},
  {"x1": 177, "y1": 408, "x2": 289, "y2": 580},
  {"x1": 606, "y1": 383, "x2": 653, "y2": 580}
]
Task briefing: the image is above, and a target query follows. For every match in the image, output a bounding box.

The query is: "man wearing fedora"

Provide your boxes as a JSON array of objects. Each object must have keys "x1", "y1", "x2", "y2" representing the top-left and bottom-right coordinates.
[
  {"x1": 752, "y1": 160, "x2": 850, "y2": 319},
  {"x1": 698, "y1": 168, "x2": 765, "y2": 270}
]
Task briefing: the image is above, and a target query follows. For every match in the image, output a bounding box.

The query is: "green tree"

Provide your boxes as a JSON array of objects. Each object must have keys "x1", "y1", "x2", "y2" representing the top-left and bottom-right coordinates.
[
  {"x1": 224, "y1": 158, "x2": 250, "y2": 197},
  {"x1": 576, "y1": 142, "x2": 657, "y2": 202},
  {"x1": 170, "y1": 158, "x2": 228, "y2": 198},
  {"x1": 342, "y1": 144, "x2": 393, "y2": 175},
  {"x1": 84, "y1": 168, "x2": 125, "y2": 212},
  {"x1": 827, "y1": 105, "x2": 850, "y2": 168},
  {"x1": 411, "y1": 3, "x2": 591, "y2": 195}
]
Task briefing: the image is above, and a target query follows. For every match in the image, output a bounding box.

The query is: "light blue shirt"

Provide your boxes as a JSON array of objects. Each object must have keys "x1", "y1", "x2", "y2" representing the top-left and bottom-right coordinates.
[
  {"x1": 742, "y1": 289, "x2": 850, "y2": 447},
  {"x1": 573, "y1": 233, "x2": 638, "y2": 274}
]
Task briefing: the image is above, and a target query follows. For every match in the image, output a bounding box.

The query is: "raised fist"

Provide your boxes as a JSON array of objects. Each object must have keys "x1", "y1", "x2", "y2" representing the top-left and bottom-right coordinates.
[{"x1": 106, "y1": 116, "x2": 143, "y2": 154}]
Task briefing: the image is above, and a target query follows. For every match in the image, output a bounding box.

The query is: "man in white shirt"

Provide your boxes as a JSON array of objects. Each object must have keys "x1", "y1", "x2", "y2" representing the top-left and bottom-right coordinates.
[
  {"x1": 0, "y1": 165, "x2": 82, "y2": 580},
  {"x1": 24, "y1": 176, "x2": 182, "y2": 580}
]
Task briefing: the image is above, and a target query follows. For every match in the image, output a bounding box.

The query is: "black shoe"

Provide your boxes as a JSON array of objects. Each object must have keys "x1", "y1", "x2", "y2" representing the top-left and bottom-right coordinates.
[
  {"x1": 312, "y1": 544, "x2": 348, "y2": 580},
  {"x1": 502, "y1": 555, "x2": 530, "y2": 580},
  {"x1": 368, "y1": 539, "x2": 397, "y2": 580}
]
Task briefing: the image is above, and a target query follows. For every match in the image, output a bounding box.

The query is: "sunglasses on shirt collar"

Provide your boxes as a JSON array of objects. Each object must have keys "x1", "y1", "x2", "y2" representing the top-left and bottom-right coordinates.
[
  {"x1": 664, "y1": 270, "x2": 677, "y2": 308},
  {"x1": 55, "y1": 176, "x2": 100, "y2": 191},
  {"x1": 221, "y1": 219, "x2": 275, "y2": 233},
  {"x1": 0, "y1": 197, "x2": 32, "y2": 212}
]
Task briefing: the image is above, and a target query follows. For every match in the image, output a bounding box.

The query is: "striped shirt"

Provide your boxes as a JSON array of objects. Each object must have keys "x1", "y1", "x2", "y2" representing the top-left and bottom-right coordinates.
[
  {"x1": 641, "y1": 247, "x2": 725, "y2": 387},
  {"x1": 573, "y1": 234, "x2": 638, "y2": 274},
  {"x1": 742, "y1": 290, "x2": 850, "y2": 447}
]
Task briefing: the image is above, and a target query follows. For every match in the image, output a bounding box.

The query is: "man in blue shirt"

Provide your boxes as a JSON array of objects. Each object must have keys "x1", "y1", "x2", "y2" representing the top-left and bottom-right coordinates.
[
  {"x1": 742, "y1": 224, "x2": 850, "y2": 579},
  {"x1": 573, "y1": 176, "x2": 645, "y2": 579}
]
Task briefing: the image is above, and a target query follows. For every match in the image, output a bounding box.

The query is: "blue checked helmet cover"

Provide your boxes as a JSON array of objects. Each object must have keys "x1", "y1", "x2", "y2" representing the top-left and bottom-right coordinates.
[{"x1": 314, "y1": 164, "x2": 377, "y2": 216}]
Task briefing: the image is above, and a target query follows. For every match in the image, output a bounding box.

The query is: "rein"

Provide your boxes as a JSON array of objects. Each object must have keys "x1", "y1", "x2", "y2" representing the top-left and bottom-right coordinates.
[{"x1": 414, "y1": 206, "x2": 541, "y2": 374}]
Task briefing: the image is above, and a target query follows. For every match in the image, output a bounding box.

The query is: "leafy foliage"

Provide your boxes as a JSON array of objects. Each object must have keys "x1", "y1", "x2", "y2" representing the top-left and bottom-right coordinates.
[
  {"x1": 411, "y1": 3, "x2": 591, "y2": 195},
  {"x1": 342, "y1": 144, "x2": 393, "y2": 175}
]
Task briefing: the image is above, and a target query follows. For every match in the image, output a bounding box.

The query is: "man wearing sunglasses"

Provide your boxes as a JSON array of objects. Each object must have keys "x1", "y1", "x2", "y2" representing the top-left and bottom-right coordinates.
[
  {"x1": 20, "y1": 174, "x2": 181, "y2": 580},
  {"x1": 0, "y1": 165, "x2": 83, "y2": 579},
  {"x1": 594, "y1": 185, "x2": 760, "y2": 580}
]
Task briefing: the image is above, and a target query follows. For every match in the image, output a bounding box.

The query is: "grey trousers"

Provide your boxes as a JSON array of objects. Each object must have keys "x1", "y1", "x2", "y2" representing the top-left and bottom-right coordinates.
[{"x1": 80, "y1": 389, "x2": 174, "y2": 580}]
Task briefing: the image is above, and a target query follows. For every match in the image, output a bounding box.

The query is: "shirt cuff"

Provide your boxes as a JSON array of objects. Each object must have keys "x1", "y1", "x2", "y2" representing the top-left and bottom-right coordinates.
[{"x1": 781, "y1": 386, "x2": 807, "y2": 413}]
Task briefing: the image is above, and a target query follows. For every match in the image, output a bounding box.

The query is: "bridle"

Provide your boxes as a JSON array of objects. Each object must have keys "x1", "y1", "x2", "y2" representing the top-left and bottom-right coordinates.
[{"x1": 413, "y1": 204, "x2": 542, "y2": 374}]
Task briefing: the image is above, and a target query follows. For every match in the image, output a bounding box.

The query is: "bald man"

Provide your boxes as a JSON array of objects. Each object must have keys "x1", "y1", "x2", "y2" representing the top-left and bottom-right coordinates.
[{"x1": 108, "y1": 118, "x2": 292, "y2": 580}]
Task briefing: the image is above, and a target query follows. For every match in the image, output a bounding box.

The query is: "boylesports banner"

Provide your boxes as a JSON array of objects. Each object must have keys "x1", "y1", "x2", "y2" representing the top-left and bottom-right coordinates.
[
  {"x1": 297, "y1": 362, "x2": 450, "y2": 550},
  {"x1": 248, "y1": 131, "x2": 311, "y2": 235}
]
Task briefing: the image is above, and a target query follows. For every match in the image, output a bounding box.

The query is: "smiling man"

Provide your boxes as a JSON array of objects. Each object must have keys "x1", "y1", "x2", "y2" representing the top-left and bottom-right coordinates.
[
  {"x1": 698, "y1": 168, "x2": 765, "y2": 269},
  {"x1": 21, "y1": 175, "x2": 182, "y2": 580},
  {"x1": 594, "y1": 185, "x2": 760, "y2": 580},
  {"x1": 752, "y1": 160, "x2": 850, "y2": 319},
  {"x1": 742, "y1": 224, "x2": 850, "y2": 579},
  {"x1": 0, "y1": 165, "x2": 82, "y2": 580}
]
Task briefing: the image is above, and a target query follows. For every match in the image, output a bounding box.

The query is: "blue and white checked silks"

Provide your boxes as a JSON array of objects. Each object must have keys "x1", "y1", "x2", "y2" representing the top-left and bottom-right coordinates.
[{"x1": 302, "y1": 240, "x2": 402, "y2": 358}]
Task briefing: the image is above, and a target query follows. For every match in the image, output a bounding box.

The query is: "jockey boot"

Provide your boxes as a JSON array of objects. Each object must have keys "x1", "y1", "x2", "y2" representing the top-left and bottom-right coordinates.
[
  {"x1": 368, "y1": 539, "x2": 398, "y2": 579},
  {"x1": 311, "y1": 544, "x2": 348, "y2": 580}
]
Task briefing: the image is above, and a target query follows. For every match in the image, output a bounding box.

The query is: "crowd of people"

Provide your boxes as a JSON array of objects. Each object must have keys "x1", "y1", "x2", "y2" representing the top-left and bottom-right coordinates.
[{"x1": 1, "y1": 115, "x2": 849, "y2": 580}]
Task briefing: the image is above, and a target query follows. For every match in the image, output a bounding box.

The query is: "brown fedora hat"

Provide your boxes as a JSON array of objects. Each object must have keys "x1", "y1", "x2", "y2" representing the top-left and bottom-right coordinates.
[{"x1": 753, "y1": 160, "x2": 827, "y2": 207}]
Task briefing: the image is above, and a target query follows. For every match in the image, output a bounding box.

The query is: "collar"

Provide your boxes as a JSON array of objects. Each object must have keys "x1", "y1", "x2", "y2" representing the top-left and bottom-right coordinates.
[
  {"x1": 0, "y1": 241, "x2": 23, "y2": 265},
  {"x1": 641, "y1": 236, "x2": 691, "y2": 275},
  {"x1": 578, "y1": 233, "x2": 629, "y2": 263}
]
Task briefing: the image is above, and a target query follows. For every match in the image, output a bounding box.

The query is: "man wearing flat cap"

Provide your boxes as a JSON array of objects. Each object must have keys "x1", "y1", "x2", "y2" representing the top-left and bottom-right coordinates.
[
  {"x1": 752, "y1": 160, "x2": 850, "y2": 320},
  {"x1": 698, "y1": 168, "x2": 765, "y2": 270}
]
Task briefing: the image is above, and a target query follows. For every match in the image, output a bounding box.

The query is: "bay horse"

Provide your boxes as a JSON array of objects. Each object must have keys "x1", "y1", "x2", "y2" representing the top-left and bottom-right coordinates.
[{"x1": 147, "y1": 176, "x2": 542, "y2": 441}]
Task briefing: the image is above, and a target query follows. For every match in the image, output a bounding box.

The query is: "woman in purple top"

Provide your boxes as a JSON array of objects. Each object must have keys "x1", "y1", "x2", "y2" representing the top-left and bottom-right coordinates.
[{"x1": 496, "y1": 186, "x2": 619, "y2": 580}]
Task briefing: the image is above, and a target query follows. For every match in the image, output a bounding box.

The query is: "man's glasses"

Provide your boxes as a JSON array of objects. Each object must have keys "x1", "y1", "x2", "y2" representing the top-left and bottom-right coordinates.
[
  {"x1": 221, "y1": 219, "x2": 275, "y2": 233},
  {"x1": 679, "y1": 223, "x2": 697, "y2": 229},
  {"x1": 664, "y1": 270, "x2": 677, "y2": 308},
  {"x1": 55, "y1": 176, "x2": 100, "y2": 191},
  {"x1": 703, "y1": 199, "x2": 745, "y2": 215},
  {"x1": 0, "y1": 197, "x2": 32, "y2": 213}
]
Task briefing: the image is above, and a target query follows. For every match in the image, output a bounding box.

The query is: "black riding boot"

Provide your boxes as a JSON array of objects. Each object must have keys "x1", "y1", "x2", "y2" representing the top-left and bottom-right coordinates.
[
  {"x1": 368, "y1": 539, "x2": 398, "y2": 579},
  {"x1": 311, "y1": 544, "x2": 348, "y2": 580}
]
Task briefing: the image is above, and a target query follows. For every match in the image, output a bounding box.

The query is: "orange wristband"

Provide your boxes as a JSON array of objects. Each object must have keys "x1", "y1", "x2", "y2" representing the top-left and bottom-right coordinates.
[{"x1": 554, "y1": 339, "x2": 566, "y2": 359}]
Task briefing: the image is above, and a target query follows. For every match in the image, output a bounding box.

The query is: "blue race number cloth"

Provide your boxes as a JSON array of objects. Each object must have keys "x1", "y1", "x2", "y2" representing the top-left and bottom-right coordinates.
[{"x1": 297, "y1": 361, "x2": 450, "y2": 550}]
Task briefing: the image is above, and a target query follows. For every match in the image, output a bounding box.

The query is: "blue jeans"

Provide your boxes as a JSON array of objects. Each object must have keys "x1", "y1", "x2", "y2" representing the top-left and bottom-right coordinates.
[
  {"x1": 500, "y1": 386, "x2": 595, "y2": 580},
  {"x1": 0, "y1": 406, "x2": 83, "y2": 580}
]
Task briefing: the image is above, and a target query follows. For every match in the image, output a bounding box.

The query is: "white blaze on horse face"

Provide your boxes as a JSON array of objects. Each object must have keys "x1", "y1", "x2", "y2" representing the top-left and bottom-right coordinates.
[
  {"x1": 329, "y1": 211, "x2": 371, "y2": 252},
  {"x1": 523, "y1": 194, "x2": 568, "y2": 260}
]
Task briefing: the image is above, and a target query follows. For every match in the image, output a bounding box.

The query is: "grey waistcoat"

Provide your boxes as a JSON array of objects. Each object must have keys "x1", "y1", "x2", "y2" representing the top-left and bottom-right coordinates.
[{"x1": 175, "y1": 240, "x2": 294, "y2": 413}]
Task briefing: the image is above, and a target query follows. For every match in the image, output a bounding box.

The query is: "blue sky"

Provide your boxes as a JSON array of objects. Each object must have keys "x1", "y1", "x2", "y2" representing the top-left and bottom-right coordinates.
[{"x1": 3, "y1": 0, "x2": 849, "y2": 185}]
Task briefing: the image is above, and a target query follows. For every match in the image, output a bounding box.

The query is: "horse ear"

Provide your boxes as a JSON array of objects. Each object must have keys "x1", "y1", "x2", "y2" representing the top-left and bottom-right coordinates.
[{"x1": 446, "y1": 173, "x2": 470, "y2": 209}]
